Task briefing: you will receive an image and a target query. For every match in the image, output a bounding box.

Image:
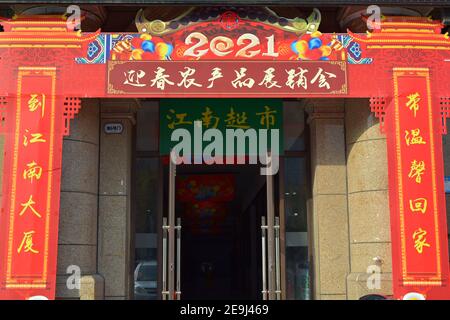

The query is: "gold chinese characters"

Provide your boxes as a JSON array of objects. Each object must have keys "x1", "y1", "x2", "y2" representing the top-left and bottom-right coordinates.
[
  {"x1": 405, "y1": 128, "x2": 426, "y2": 146},
  {"x1": 408, "y1": 160, "x2": 425, "y2": 184},
  {"x1": 19, "y1": 195, "x2": 42, "y2": 218},
  {"x1": 412, "y1": 228, "x2": 431, "y2": 254},
  {"x1": 17, "y1": 231, "x2": 39, "y2": 254},
  {"x1": 406, "y1": 92, "x2": 420, "y2": 117},
  {"x1": 28, "y1": 93, "x2": 45, "y2": 118},
  {"x1": 16, "y1": 93, "x2": 49, "y2": 255},
  {"x1": 166, "y1": 105, "x2": 278, "y2": 130},
  {"x1": 409, "y1": 198, "x2": 427, "y2": 214},
  {"x1": 402, "y1": 90, "x2": 433, "y2": 256}
]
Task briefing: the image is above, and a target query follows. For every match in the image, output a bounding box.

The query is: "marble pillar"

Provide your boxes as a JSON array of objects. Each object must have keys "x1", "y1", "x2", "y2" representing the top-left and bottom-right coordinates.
[
  {"x1": 306, "y1": 99, "x2": 349, "y2": 300},
  {"x1": 345, "y1": 98, "x2": 392, "y2": 299}
]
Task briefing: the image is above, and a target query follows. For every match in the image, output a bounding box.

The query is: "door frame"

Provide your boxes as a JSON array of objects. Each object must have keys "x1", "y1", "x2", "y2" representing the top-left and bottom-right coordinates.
[{"x1": 131, "y1": 105, "x2": 312, "y2": 300}]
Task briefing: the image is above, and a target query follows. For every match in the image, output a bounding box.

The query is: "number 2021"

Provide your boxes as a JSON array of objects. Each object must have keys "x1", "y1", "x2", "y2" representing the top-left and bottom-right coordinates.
[{"x1": 184, "y1": 32, "x2": 279, "y2": 58}]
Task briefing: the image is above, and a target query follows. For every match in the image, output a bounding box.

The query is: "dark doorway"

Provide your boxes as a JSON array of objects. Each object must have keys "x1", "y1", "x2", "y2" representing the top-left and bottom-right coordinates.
[{"x1": 164, "y1": 163, "x2": 267, "y2": 300}]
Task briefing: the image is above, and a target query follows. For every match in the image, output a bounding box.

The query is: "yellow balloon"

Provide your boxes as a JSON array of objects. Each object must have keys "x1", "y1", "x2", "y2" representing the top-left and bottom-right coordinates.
[
  {"x1": 320, "y1": 45, "x2": 332, "y2": 56},
  {"x1": 295, "y1": 40, "x2": 308, "y2": 54},
  {"x1": 131, "y1": 48, "x2": 143, "y2": 60},
  {"x1": 311, "y1": 31, "x2": 322, "y2": 38},
  {"x1": 140, "y1": 33, "x2": 152, "y2": 41},
  {"x1": 156, "y1": 42, "x2": 169, "y2": 57},
  {"x1": 298, "y1": 52, "x2": 308, "y2": 60}
]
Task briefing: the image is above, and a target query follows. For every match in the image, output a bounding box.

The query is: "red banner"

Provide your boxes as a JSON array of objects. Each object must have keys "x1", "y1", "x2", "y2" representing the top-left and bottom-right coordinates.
[
  {"x1": 387, "y1": 68, "x2": 450, "y2": 299},
  {"x1": 107, "y1": 61, "x2": 347, "y2": 97},
  {"x1": 0, "y1": 67, "x2": 63, "y2": 299}
]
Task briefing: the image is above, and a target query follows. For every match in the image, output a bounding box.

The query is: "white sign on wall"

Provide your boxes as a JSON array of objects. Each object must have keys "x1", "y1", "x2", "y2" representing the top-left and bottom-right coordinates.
[{"x1": 104, "y1": 122, "x2": 123, "y2": 134}]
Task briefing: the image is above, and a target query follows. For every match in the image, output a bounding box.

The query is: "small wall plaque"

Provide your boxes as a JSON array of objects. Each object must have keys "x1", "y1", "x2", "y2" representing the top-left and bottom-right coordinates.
[{"x1": 104, "y1": 122, "x2": 123, "y2": 134}]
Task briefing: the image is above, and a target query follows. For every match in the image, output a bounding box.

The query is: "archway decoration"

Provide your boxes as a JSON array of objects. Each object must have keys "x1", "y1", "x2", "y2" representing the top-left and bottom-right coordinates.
[{"x1": 0, "y1": 9, "x2": 449, "y2": 299}]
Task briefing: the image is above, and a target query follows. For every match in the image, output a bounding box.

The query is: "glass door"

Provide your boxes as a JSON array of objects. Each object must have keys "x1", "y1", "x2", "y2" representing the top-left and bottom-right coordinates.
[
  {"x1": 160, "y1": 156, "x2": 283, "y2": 300},
  {"x1": 161, "y1": 154, "x2": 181, "y2": 300},
  {"x1": 261, "y1": 154, "x2": 282, "y2": 300}
]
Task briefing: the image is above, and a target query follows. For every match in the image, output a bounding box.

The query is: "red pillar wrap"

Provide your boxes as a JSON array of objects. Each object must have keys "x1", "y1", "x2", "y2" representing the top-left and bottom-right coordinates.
[
  {"x1": 385, "y1": 68, "x2": 450, "y2": 299},
  {"x1": 0, "y1": 68, "x2": 64, "y2": 299}
]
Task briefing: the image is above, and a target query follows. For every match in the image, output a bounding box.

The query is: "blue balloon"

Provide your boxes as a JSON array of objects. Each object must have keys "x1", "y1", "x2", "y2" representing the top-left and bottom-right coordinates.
[
  {"x1": 308, "y1": 38, "x2": 322, "y2": 50},
  {"x1": 291, "y1": 41, "x2": 299, "y2": 54},
  {"x1": 141, "y1": 40, "x2": 155, "y2": 53}
]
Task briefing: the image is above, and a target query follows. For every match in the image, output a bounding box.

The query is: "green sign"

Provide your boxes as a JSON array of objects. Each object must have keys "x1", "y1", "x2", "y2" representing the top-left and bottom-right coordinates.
[{"x1": 160, "y1": 99, "x2": 283, "y2": 157}]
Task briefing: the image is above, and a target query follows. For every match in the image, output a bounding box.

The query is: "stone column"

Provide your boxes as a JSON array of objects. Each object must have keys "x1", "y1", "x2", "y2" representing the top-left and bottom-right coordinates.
[
  {"x1": 306, "y1": 99, "x2": 349, "y2": 300},
  {"x1": 98, "y1": 99, "x2": 137, "y2": 300},
  {"x1": 56, "y1": 99, "x2": 103, "y2": 299},
  {"x1": 345, "y1": 98, "x2": 392, "y2": 299},
  {"x1": 80, "y1": 274, "x2": 105, "y2": 300}
]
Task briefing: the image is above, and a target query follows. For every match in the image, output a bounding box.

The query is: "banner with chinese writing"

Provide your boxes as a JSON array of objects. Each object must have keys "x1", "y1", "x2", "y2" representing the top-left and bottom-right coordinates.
[
  {"x1": 0, "y1": 67, "x2": 63, "y2": 299},
  {"x1": 387, "y1": 68, "x2": 449, "y2": 299},
  {"x1": 107, "y1": 61, "x2": 347, "y2": 97},
  {"x1": 159, "y1": 98, "x2": 283, "y2": 158}
]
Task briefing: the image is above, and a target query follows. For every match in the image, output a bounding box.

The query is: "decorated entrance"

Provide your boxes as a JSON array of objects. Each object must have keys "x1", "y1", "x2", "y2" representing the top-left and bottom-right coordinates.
[{"x1": 0, "y1": 7, "x2": 449, "y2": 299}]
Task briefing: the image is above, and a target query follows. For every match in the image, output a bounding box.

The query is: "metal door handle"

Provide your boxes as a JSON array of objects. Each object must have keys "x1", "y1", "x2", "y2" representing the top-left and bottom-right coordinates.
[
  {"x1": 175, "y1": 217, "x2": 181, "y2": 300},
  {"x1": 274, "y1": 217, "x2": 281, "y2": 300},
  {"x1": 261, "y1": 216, "x2": 268, "y2": 300},
  {"x1": 162, "y1": 217, "x2": 169, "y2": 300}
]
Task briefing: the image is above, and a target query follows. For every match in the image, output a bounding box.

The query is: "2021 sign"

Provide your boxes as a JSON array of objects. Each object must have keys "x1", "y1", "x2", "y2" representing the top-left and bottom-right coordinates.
[{"x1": 184, "y1": 32, "x2": 279, "y2": 59}]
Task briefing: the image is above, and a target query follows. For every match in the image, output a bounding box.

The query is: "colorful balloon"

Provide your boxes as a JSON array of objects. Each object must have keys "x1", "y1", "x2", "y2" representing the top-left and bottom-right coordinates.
[
  {"x1": 131, "y1": 48, "x2": 143, "y2": 60},
  {"x1": 291, "y1": 41, "x2": 298, "y2": 54},
  {"x1": 293, "y1": 33, "x2": 334, "y2": 60},
  {"x1": 298, "y1": 52, "x2": 308, "y2": 60},
  {"x1": 140, "y1": 33, "x2": 152, "y2": 41},
  {"x1": 156, "y1": 42, "x2": 173, "y2": 58},
  {"x1": 155, "y1": 42, "x2": 166, "y2": 57},
  {"x1": 166, "y1": 43, "x2": 173, "y2": 56},
  {"x1": 295, "y1": 40, "x2": 308, "y2": 55},
  {"x1": 311, "y1": 31, "x2": 322, "y2": 38},
  {"x1": 141, "y1": 40, "x2": 155, "y2": 52},
  {"x1": 319, "y1": 45, "x2": 332, "y2": 57},
  {"x1": 308, "y1": 38, "x2": 322, "y2": 50}
]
